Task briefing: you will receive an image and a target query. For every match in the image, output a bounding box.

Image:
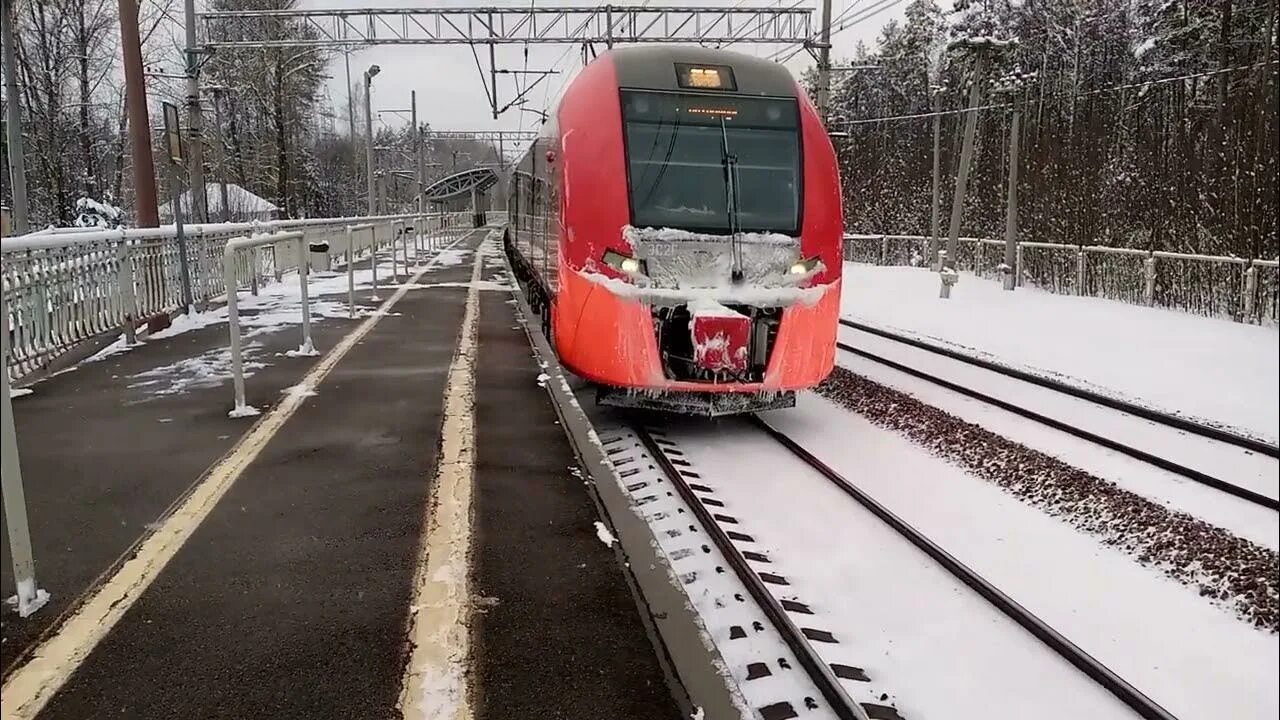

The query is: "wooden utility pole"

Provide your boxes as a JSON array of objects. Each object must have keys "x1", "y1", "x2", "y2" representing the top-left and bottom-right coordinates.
[{"x1": 119, "y1": 0, "x2": 159, "y2": 226}]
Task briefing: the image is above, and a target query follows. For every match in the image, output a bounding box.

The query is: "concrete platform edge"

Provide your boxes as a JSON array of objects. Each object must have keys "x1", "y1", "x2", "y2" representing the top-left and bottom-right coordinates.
[{"x1": 506, "y1": 252, "x2": 745, "y2": 720}]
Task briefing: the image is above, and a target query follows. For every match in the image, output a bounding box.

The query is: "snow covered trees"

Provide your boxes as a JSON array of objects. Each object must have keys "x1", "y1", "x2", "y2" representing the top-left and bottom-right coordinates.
[{"x1": 822, "y1": 0, "x2": 1277, "y2": 262}]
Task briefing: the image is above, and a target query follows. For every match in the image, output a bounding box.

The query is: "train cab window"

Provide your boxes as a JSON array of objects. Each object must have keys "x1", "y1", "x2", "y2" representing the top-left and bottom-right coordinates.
[{"x1": 621, "y1": 90, "x2": 801, "y2": 235}]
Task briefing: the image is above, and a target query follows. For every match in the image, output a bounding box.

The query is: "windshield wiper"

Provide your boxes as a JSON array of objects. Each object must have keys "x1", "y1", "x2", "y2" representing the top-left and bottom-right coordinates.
[{"x1": 719, "y1": 118, "x2": 745, "y2": 284}]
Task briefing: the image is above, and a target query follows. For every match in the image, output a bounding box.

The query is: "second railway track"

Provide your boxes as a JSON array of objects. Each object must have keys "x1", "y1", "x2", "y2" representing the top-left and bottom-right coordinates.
[{"x1": 836, "y1": 319, "x2": 1280, "y2": 510}]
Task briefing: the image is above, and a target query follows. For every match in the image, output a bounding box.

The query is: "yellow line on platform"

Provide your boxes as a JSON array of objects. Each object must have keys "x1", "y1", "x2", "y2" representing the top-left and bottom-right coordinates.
[
  {"x1": 0, "y1": 233, "x2": 477, "y2": 720},
  {"x1": 396, "y1": 232, "x2": 490, "y2": 720}
]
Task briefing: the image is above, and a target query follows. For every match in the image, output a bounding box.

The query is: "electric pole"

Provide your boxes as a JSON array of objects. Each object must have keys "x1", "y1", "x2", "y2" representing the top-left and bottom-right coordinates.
[
  {"x1": 992, "y1": 68, "x2": 1035, "y2": 291},
  {"x1": 940, "y1": 36, "x2": 1015, "y2": 299},
  {"x1": 926, "y1": 85, "x2": 943, "y2": 270},
  {"x1": 2, "y1": 0, "x2": 29, "y2": 234},
  {"x1": 119, "y1": 0, "x2": 159, "y2": 226},
  {"x1": 364, "y1": 65, "x2": 380, "y2": 215},
  {"x1": 183, "y1": 0, "x2": 207, "y2": 223},
  {"x1": 412, "y1": 90, "x2": 423, "y2": 216},
  {"x1": 815, "y1": 0, "x2": 834, "y2": 123}
]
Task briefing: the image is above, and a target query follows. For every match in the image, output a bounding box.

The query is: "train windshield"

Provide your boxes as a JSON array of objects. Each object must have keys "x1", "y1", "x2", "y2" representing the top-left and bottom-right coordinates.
[{"x1": 621, "y1": 90, "x2": 801, "y2": 235}]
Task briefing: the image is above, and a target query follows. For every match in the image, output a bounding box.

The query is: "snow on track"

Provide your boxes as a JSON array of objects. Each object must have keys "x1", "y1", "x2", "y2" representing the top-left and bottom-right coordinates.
[
  {"x1": 661, "y1": 415, "x2": 1146, "y2": 720},
  {"x1": 837, "y1": 323, "x2": 1279, "y2": 548},
  {"x1": 752, "y1": 393, "x2": 1278, "y2": 720},
  {"x1": 593, "y1": 425, "x2": 845, "y2": 720}
]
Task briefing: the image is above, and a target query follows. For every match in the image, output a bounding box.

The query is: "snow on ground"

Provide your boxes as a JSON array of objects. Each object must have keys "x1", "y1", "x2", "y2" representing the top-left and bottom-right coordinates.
[
  {"x1": 841, "y1": 264, "x2": 1280, "y2": 443},
  {"x1": 127, "y1": 343, "x2": 265, "y2": 398},
  {"x1": 836, "y1": 326, "x2": 1279, "y2": 550},
  {"x1": 592, "y1": 521, "x2": 616, "y2": 547},
  {"x1": 724, "y1": 395, "x2": 1278, "y2": 720},
  {"x1": 666, "y1": 416, "x2": 1143, "y2": 720},
  {"x1": 77, "y1": 245, "x2": 467, "y2": 389}
]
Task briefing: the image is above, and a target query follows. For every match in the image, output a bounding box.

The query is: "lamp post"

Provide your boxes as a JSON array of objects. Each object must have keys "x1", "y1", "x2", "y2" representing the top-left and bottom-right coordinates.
[{"x1": 363, "y1": 64, "x2": 381, "y2": 216}]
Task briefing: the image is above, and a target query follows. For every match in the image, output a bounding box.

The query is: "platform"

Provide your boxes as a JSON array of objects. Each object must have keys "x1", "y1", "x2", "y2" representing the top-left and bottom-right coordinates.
[{"x1": 1, "y1": 228, "x2": 681, "y2": 720}]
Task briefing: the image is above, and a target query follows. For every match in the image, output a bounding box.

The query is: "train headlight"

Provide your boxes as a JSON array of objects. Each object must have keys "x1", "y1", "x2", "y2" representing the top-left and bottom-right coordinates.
[
  {"x1": 788, "y1": 257, "x2": 821, "y2": 276},
  {"x1": 604, "y1": 249, "x2": 646, "y2": 276}
]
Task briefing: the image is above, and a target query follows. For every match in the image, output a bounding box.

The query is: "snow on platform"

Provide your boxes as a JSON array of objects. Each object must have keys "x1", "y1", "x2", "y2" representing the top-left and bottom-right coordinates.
[{"x1": 840, "y1": 264, "x2": 1280, "y2": 443}]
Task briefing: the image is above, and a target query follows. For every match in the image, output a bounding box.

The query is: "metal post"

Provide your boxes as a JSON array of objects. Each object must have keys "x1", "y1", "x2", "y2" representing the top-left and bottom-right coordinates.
[
  {"x1": 927, "y1": 93, "x2": 942, "y2": 271},
  {"x1": 346, "y1": 226, "x2": 356, "y2": 318},
  {"x1": 1, "y1": 295, "x2": 49, "y2": 618},
  {"x1": 224, "y1": 246, "x2": 255, "y2": 417},
  {"x1": 249, "y1": 246, "x2": 259, "y2": 296},
  {"x1": 1015, "y1": 244, "x2": 1024, "y2": 288},
  {"x1": 488, "y1": 41, "x2": 498, "y2": 119},
  {"x1": 183, "y1": 0, "x2": 207, "y2": 223},
  {"x1": 345, "y1": 51, "x2": 356, "y2": 139},
  {"x1": 401, "y1": 220, "x2": 410, "y2": 271},
  {"x1": 941, "y1": 54, "x2": 987, "y2": 299},
  {"x1": 170, "y1": 172, "x2": 194, "y2": 311},
  {"x1": 1242, "y1": 263, "x2": 1258, "y2": 321},
  {"x1": 370, "y1": 225, "x2": 381, "y2": 302},
  {"x1": 815, "y1": 0, "x2": 833, "y2": 123},
  {"x1": 1075, "y1": 248, "x2": 1086, "y2": 295},
  {"x1": 391, "y1": 220, "x2": 402, "y2": 280},
  {"x1": 364, "y1": 65, "x2": 380, "y2": 216},
  {"x1": 1002, "y1": 104, "x2": 1021, "y2": 291},
  {"x1": 2, "y1": 0, "x2": 30, "y2": 234},
  {"x1": 411, "y1": 90, "x2": 424, "y2": 219},
  {"x1": 116, "y1": 239, "x2": 139, "y2": 345},
  {"x1": 295, "y1": 237, "x2": 315, "y2": 355},
  {"x1": 1143, "y1": 254, "x2": 1157, "y2": 306},
  {"x1": 118, "y1": 0, "x2": 159, "y2": 226}
]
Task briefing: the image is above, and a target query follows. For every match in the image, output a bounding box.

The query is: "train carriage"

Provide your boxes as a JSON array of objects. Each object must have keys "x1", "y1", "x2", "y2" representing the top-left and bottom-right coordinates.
[{"x1": 506, "y1": 45, "x2": 843, "y2": 416}]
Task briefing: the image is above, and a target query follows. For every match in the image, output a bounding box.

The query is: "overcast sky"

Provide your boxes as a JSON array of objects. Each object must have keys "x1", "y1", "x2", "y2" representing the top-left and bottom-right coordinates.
[{"x1": 294, "y1": 0, "x2": 907, "y2": 139}]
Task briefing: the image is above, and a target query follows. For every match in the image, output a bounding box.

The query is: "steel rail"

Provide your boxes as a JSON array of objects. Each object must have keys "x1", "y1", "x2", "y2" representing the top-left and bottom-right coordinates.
[
  {"x1": 633, "y1": 427, "x2": 870, "y2": 720},
  {"x1": 839, "y1": 318, "x2": 1279, "y2": 459},
  {"x1": 836, "y1": 340, "x2": 1278, "y2": 510},
  {"x1": 752, "y1": 416, "x2": 1181, "y2": 720}
]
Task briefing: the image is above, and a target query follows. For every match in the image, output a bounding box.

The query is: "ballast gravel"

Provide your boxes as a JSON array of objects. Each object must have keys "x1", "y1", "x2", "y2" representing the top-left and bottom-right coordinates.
[{"x1": 816, "y1": 367, "x2": 1279, "y2": 632}]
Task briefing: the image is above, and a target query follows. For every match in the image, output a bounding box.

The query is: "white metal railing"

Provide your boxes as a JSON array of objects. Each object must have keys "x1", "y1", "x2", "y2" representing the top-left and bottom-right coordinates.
[
  {"x1": 844, "y1": 234, "x2": 1279, "y2": 325},
  {"x1": 2, "y1": 211, "x2": 480, "y2": 382},
  {"x1": 223, "y1": 230, "x2": 314, "y2": 418}
]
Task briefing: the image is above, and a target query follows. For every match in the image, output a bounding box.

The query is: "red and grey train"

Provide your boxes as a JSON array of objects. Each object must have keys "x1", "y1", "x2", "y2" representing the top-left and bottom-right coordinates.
[{"x1": 505, "y1": 46, "x2": 843, "y2": 416}]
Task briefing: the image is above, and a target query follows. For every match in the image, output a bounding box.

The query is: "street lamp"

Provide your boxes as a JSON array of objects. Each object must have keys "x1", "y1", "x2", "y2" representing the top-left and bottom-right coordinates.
[{"x1": 364, "y1": 64, "x2": 381, "y2": 215}]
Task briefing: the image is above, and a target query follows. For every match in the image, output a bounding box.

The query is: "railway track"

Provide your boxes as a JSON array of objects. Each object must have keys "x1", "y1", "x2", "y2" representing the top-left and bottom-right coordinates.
[
  {"x1": 836, "y1": 319, "x2": 1279, "y2": 511},
  {"x1": 839, "y1": 319, "x2": 1279, "y2": 458},
  {"x1": 633, "y1": 426, "x2": 874, "y2": 720},
  {"x1": 638, "y1": 418, "x2": 1183, "y2": 720}
]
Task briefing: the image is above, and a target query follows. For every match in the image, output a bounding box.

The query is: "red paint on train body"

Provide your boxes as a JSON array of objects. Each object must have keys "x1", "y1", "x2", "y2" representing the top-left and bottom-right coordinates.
[{"x1": 506, "y1": 46, "x2": 843, "y2": 415}]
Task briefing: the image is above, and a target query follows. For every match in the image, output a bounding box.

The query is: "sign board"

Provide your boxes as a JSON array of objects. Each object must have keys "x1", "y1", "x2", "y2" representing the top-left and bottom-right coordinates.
[{"x1": 162, "y1": 102, "x2": 183, "y2": 163}]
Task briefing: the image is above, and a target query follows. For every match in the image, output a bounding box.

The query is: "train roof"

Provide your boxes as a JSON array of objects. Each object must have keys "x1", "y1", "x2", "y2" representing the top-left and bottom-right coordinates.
[{"x1": 606, "y1": 45, "x2": 799, "y2": 98}]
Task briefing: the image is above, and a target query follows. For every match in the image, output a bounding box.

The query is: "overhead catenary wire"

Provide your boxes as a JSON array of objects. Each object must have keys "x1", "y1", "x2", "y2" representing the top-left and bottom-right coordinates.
[
  {"x1": 770, "y1": 0, "x2": 906, "y2": 63},
  {"x1": 832, "y1": 59, "x2": 1280, "y2": 127}
]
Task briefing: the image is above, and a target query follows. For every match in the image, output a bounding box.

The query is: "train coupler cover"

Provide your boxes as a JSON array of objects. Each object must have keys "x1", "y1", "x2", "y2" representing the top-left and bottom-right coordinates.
[{"x1": 688, "y1": 298, "x2": 751, "y2": 372}]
